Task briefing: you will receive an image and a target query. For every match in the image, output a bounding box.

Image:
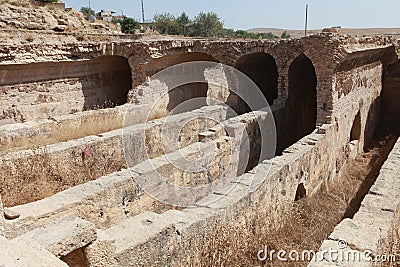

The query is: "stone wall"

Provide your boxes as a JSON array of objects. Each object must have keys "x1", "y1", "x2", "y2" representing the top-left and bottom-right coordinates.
[
  {"x1": 0, "y1": 104, "x2": 133, "y2": 156},
  {"x1": 0, "y1": 56, "x2": 132, "y2": 124},
  {"x1": 0, "y1": 34, "x2": 392, "y2": 127},
  {"x1": 309, "y1": 137, "x2": 400, "y2": 266},
  {"x1": 0, "y1": 105, "x2": 231, "y2": 207},
  {"x1": 82, "y1": 45, "x2": 391, "y2": 265},
  {"x1": 332, "y1": 61, "x2": 383, "y2": 162},
  {"x1": 84, "y1": 95, "x2": 393, "y2": 265},
  {"x1": 3, "y1": 108, "x2": 264, "y2": 238},
  {"x1": 383, "y1": 59, "x2": 400, "y2": 127},
  {"x1": 84, "y1": 122, "x2": 336, "y2": 265}
]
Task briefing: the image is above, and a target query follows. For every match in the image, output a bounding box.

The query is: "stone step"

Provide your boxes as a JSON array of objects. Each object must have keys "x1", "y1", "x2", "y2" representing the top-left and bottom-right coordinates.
[
  {"x1": 86, "y1": 208, "x2": 216, "y2": 266},
  {"x1": 14, "y1": 216, "x2": 97, "y2": 258},
  {"x1": 0, "y1": 236, "x2": 67, "y2": 266}
]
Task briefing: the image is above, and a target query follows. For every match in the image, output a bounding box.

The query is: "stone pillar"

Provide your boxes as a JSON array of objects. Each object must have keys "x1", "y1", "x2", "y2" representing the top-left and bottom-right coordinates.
[{"x1": 205, "y1": 65, "x2": 230, "y2": 105}]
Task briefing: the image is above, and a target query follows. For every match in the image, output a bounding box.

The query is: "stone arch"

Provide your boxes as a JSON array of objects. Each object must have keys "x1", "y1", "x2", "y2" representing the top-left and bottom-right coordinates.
[
  {"x1": 134, "y1": 52, "x2": 219, "y2": 114},
  {"x1": 286, "y1": 53, "x2": 317, "y2": 145},
  {"x1": 235, "y1": 52, "x2": 279, "y2": 106},
  {"x1": 277, "y1": 44, "x2": 335, "y2": 126},
  {"x1": 143, "y1": 52, "x2": 219, "y2": 77}
]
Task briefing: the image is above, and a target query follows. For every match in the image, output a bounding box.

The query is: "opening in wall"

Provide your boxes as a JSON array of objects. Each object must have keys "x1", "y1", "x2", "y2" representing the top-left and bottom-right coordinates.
[
  {"x1": 235, "y1": 52, "x2": 279, "y2": 110},
  {"x1": 284, "y1": 53, "x2": 317, "y2": 148},
  {"x1": 350, "y1": 111, "x2": 362, "y2": 141},
  {"x1": 83, "y1": 56, "x2": 132, "y2": 110},
  {"x1": 295, "y1": 183, "x2": 307, "y2": 201}
]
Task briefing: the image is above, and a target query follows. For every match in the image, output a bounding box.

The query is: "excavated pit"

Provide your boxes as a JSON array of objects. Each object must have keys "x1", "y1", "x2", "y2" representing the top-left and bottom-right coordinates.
[
  {"x1": 174, "y1": 125, "x2": 398, "y2": 267},
  {"x1": 0, "y1": 33, "x2": 399, "y2": 266},
  {"x1": 1, "y1": 109, "x2": 268, "y2": 246}
]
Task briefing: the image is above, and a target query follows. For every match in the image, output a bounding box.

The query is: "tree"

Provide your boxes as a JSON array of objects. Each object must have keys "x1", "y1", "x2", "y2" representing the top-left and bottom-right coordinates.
[
  {"x1": 153, "y1": 13, "x2": 181, "y2": 35},
  {"x1": 177, "y1": 12, "x2": 191, "y2": 35},
  {"x1": 153, "y1": 12, "x2": 192, "y2": 36},
  {"x1": 190, "y1": 12, "x2": 224, "y2": 37},
  {"x1": 177, "y1": 12, "x2": 190, "y2": 25},
  {"x1": 118, "y1": 18, "x2": 140, "y2": 34},
  {"x1": 37, "y1": 0, "x2": 58, "y2": 2},
  {"x1": 281, "y1": 31, "x2": 291, "y2": 39},
  {"x1": 80, "y1": 7, "x2": 95, "y2": 20},
  {"x1": 234, "y1": 30, "x2": 250, "y2": 39},
  {"x1": 220, "y1": 28, "x2": 235, "y2": 38}
]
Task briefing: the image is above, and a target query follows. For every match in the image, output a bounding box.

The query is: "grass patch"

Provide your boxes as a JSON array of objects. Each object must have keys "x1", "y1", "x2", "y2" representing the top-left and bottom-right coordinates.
[
  {"x1": 0, "y1": 145, "x2": 125, "y2": 207},
  {"x1": 0, "y1": 111, "x2": 124, "y2": 157}
]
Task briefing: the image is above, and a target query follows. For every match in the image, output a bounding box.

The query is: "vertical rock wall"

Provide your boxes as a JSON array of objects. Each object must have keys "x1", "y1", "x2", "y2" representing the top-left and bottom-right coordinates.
[{"x1": 0, "y1": 56, "x2": 132, "y2": 125}]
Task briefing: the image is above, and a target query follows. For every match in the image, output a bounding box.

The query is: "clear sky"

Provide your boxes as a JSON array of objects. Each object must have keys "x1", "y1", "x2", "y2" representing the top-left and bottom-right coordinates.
[{"x1": 62, "y1": 0, "x2": 400, "y2": 30}]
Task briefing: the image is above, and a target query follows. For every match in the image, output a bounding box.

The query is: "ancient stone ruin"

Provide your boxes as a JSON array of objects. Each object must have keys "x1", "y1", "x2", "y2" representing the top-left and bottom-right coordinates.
[{"x1": 0, "y1": 6, "x2": 399, "y2": 267}]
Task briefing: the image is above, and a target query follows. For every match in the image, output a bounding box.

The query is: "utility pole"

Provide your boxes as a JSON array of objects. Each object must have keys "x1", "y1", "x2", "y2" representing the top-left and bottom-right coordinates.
[
  {"x1": 88, "y1": 0, "x2": 91, "y2": 10},
  {"x1": 304, "y1": 4, "x2": 309, "y2": 37},
  {"x1": 141, "y1": 0, "x2": 145, "y2": 24}
]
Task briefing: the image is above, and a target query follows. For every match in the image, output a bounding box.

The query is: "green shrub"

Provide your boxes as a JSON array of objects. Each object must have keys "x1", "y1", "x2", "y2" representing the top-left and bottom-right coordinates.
[
  {"x1": 153, "y1": 13, "x2": 181, "y2": 35},
  {"x1": 118, "y1": 17, "x2": 140, "y2": 34},
  {"x1": 190, "y1": 12, "x2": 224, "y2": 37},
  {"x1": 281, "y1": 31, "x2": 291, "y2": 39},
  {"x1": 153, "y1": 12, "x2": 191, "y2": 36}
]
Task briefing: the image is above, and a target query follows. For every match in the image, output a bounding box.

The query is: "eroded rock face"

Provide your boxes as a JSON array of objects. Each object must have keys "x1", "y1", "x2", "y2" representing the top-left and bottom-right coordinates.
[
  {"x1": 0, "y1": 1, "x2": 120, "y2": 38},
  {"x1": 0, "y1": 3, "x2": 83, "y2": 31}
]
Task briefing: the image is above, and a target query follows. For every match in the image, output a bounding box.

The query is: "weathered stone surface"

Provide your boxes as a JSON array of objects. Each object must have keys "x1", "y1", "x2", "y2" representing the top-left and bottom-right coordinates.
[
  {"x1": 14, "y1": 216, "x2": 96, "y2": 257},
  {"x1": 0, "y1": 2, "x2": 86, "y2": 32},
  {"x1": 308, "y1": 240, "x2": 370, "y2": 267},
  {"x1": 0, "y1": 105, "x2": 231, "y2": 207},
  {"x1": 4, "y1": 169, "x2": 134, "y2": 238},
  {"x1": 0, "y1": 236, "x2": 67, "y2": 266}
]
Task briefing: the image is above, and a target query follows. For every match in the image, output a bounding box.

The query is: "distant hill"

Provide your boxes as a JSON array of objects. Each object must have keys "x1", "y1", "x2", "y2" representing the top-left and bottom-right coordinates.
[
  {"x1": 248, "y1": 28, "x2": 400, "y2": 38},
  {"x1": 249, "y1": 28, "x2": 285, "y2": 32}
]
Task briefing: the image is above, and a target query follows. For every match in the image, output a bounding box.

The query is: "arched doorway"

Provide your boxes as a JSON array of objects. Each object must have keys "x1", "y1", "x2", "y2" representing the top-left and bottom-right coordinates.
[
  {"x1": 144, "y1": 52, "x2": 219, "y2": 114},
  {"x1": 235, "y1": 53, "x2": 279, "y2": 107},
  {"x1": 286, "y1": 53, "x2": 317, "y2": 146}
]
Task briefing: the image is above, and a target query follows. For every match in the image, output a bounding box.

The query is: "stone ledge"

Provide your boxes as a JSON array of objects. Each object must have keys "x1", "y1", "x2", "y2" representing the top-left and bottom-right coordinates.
[
  {"x1": 14, "y1": 216, "x2": 96, "y2": 257},
  {"x1": 0, "y1": 236, "x2": 67, "y2": 267}
]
